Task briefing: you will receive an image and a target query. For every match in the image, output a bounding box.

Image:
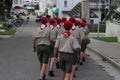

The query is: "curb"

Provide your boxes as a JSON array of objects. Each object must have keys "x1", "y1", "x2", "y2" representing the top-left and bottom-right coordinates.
[
  {"x1": 0, "y1": 35, "x2": 12, "y2": 38},
  {"x1": 87, "y1": 46, "x2": 120, "y2": 70}
]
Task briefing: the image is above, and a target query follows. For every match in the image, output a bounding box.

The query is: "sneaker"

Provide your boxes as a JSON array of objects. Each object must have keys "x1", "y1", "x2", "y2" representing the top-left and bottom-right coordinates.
[
  {"x1": 48, "y1": 71, "x2": 55, "y2": 77},
  {"x1": 79, "y1": 62, "x2": 83, "y2": 65},
  {"x1": 56, "y1": 62, "x2": 60, "y2": 69},
  {"x1": 76, "y1": 66, "x2": 78, "y2": 71},
  {"x1": 43, "y1": 75, "x2": 46, "y2": 80},
  {"x1": 74, "y1": 74, "x2": 76, "y2": 77},
  {"x1": 82, "y1": 57, "x2": 86, "y2": 62}
]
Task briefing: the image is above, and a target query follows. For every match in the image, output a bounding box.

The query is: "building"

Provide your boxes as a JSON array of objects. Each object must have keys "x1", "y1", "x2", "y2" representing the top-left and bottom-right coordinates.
[
  {"x1": 23, "y1": 0, "x2": 32, "y2": 6},
  {"x1": 31, "y1": 0, "x2": 39, "y2": 5},
  {"x1": 12, "y1": 0, "x2": 24, "y2": 8},
  {"x1": 89, "y1": 0, "x2": 111, "y2": 24},
  {"x1": 54, "y1": 0, "x2": 110, "y2": 24},
  {"x1": 56, "y1": 0, "x2": 81, "y2": 18}
]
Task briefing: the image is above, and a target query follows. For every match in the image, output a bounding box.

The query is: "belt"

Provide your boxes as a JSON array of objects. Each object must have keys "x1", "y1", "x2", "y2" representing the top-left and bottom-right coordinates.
[
  {"x1": 37, "y1": 44, "x2": 50, "y2": 47},
  {"x1": 59, "y1": 51, "x2": 73, "y2": 54}
]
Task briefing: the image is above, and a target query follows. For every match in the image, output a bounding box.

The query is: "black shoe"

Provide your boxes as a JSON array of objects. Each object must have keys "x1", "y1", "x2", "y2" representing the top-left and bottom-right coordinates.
[
  {"x1": 74, "y1": 74, "x2": 76, "y2": 77},
  {"x1": 82, "y1": 57, "x2": 86, "y2": 62},
  {"x1": 76, "y1": 66, "x2": 78, "y2": 71},
  {"x1": 56, "y1": 62, "x2": 60, "y2": 69},
  {"x1": 43, "y1": 75, "x2": 46, "y2": 80},
  {"x1": 48, "y1": 71, "x2": 55, "y2": 77},
  {"x1": 79, "y1": 62, "x2": 83, "y2": 65}
]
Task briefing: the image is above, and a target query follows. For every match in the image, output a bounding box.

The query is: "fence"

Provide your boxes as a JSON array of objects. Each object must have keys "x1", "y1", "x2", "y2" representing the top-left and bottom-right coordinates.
[{"x1": 87, "y1": 23, "x2": 106, "y2": 32}]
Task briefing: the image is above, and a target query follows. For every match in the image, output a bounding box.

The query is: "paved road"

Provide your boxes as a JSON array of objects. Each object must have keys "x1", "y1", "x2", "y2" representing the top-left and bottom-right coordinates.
[{"x1": 0, "y1": 15, "x2": 115, "y2": 80}]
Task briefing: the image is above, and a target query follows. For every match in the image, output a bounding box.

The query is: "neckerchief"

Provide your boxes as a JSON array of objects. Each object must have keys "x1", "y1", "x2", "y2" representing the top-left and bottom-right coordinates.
[
  {"x1": 78, "y1": 25, "x2": 81, "y2": 28},
  {"x1": 71, "y1": 25, "x2": 76, "y2": 30},
  {"x1": 50, "y1": 25, "x2": 54, "y2": 30},
  {"x1": 40, "y1": 24, "x2": 47, "y2": 30},
  {"x1": 56, "y1": 24, "x2": 61, "y2": 30},
  {"x1": 62, "y1": 31, "x2": 71, "y2": 38}
]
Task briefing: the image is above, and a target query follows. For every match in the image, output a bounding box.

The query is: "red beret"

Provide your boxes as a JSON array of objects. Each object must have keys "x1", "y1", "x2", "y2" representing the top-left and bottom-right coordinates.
[
  {"x1": 62, "y1": 17, "x2": 67, "y2": 22},
  {"x1": 75, "y1": 20, "x2": 81, "y2": 25},
  {"x1": 63, "y1": 21, "x2": 73, "y2": 29},
  {"x1": 49, "y1": 18, "x2": 56, "y2": 23},
  {"x1": 81, "y1": 18, "x2": 87, "y2": 23},
  {"x1": 69, "y1": 17, "x2": 76, "y2": 23},
  {"x1": 56, "y1": 18, "x2": 61, "y2": 24},
  {"x1": 80, "y1": 21, "x2": 86, "y2": 27},
  {"x1": 40, "y1": 17, "x2": 48, "y2": 24}
]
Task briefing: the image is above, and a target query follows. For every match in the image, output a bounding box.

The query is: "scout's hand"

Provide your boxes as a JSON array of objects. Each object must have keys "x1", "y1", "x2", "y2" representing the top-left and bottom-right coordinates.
[{"x1": 33, "y1": 47, "x2": 36, "y2": 52}]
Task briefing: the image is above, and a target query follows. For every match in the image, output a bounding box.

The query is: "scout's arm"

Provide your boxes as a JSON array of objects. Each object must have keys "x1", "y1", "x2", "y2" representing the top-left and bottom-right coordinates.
[
  {"x1": 54, "y1": 47, "x2": 58, "y2": 63},
  {"x1": 32, "y1": 38, "x2": 37, "y2": 52}
]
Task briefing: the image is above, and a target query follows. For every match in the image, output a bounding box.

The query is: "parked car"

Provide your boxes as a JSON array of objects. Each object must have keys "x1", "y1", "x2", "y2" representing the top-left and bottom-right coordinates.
[
  {"x1": 11, "y1": 9, "x2": 28, "y2": 16},
  {"x1": 36, "y1": 15, "x2": 42, "y2": 22}
]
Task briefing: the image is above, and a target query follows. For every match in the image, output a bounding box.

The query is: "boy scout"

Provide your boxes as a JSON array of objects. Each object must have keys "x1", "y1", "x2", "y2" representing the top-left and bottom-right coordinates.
[
  {"x1": 80, "y1": 18, "x2": 90, "y2": 63},
  {"x1": 54, "y1": 21, "x2": 81, "y2": 80},
  {"x1": 32, "y1": 17, "x2": 53, "y2": 80},
  {"x1": 79, "y1": 21, "x2": 87, "y2": 65},
  {"x1": 57, "y1": 17, "x2": 67, "y2": 36},
  {"x1": 55, "y1": 17, "x2": 67, "y2": 69},
  {"x1": 48, "y1": 18, "x2": 56, "y2": 77},
  {"x1": 69, "y1": 17, "x2": 81, "y2": 79}
]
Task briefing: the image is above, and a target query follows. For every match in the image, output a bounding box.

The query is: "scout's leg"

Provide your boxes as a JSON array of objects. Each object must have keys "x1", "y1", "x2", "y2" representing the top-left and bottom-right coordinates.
[
  {"x1": 64, "y1": 73, "x2": 71, "y2": 80},
  {"x1": 40, "y1": 64, "x2": 47, "y2": 80},
  {"x1": 70, "y1": 65, "x2": 77, "y2": 80},
  {"x1": 61, "y1": 71, "x2": 66, "y2": 80},
  {"x1": 49, "y1": 57, "x2": 55, "y2": 76}
]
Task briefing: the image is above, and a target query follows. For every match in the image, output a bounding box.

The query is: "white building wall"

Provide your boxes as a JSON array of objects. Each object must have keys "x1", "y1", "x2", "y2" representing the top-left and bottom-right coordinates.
[
  {"x1": 105, "y1": 21, "x2": 120, "y2": 37},
  {"x1": 105, "y1": 7, "x2": 120, "y2": 37}
]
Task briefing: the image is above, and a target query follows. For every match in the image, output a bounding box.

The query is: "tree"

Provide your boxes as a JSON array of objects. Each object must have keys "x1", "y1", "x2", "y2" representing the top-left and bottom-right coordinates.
[
  {"x1": 0, "y1": 0, "x2": 13, "y2": 19},
  {"x1": 4, "y1": 0, "x2": 13, "y2": 17},
  {"x1": 0, "y1": 2, "x2": 6, "y2": 20},
  {"x1": 106, "y1": 0, "x2": 120, "y2": 23}
]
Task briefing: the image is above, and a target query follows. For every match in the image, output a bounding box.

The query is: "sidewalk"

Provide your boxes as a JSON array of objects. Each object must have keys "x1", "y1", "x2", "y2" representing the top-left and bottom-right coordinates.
[{"x1": 87, "y1": 38, "x2": 120, "y2": 70}]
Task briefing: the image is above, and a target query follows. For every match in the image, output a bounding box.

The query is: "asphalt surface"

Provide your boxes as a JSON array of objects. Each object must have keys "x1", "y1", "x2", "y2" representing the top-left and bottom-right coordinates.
[{"x1": 0, "y1": 15, "x2": 115, "y2": 80}]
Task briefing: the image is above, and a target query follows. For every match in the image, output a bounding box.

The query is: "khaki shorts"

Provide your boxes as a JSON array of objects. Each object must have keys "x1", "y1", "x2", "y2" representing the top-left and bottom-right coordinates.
[
  {"x1": 37, "y1": 45, "x2": 51, "y2": 64},
  {"x1": 73, "y1": 48, "x2": 80, "y2": 65},
  {"x1": 59, "y1": 53, "x2": 74, "y2": 73}
]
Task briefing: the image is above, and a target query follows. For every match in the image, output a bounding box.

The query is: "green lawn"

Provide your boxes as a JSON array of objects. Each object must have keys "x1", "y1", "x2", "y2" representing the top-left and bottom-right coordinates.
[
  {"x1": 91, "y1": 37, "x2": 117, "y2": 42},
  {"x1": 0, "y1": 28, "x2": 16, "y2": 35},
  {"x1": 0, "y1": 20, "x2": 5, "y2": 24}
]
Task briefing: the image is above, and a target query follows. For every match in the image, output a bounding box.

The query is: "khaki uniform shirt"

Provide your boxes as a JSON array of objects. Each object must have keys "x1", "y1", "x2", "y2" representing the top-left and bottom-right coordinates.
[
  {"x1": 79, "y1": 27, "x2": 85, "y2": 40},
  {"x1": 55, "y1": 34, "x2": 80, "y2": 54},
  {"x1": 32, "y1": 25, "x2": 53, "y2": 46},
  {"x1": 52, "y1": 25, "x2": 60, "y2": 41},
  {"x1": 70, "y1": 25, "x2": 85, "y2": 42},
  {"x1": 57, "y1": 24, "x2": 65, "y2": 36}
]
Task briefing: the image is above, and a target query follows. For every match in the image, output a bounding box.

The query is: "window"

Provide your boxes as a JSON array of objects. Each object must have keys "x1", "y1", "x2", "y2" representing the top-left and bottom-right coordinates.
[{"x1": 64, "y1": 0, "x2": 67, "y2": 7}]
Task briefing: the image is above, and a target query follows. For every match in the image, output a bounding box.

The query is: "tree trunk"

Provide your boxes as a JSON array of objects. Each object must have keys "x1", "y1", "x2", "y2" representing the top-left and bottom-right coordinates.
[{"x1": 4, "y1": 0, "x2": 13, "y2": 18}]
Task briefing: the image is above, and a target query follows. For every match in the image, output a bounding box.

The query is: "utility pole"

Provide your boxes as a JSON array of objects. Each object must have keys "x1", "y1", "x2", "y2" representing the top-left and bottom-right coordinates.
[
  {"x1": 97, "y1": 0, "x2": 101, "y2": 37},
  {"x1": 82, "y1": 0, "x2": 90, "y2": 23}
]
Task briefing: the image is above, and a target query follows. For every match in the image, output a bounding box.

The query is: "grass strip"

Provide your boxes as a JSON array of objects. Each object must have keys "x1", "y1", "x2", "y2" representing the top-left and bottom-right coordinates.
[{"x1": 91, "y1": 37, "x2": 117, "y2": 42}]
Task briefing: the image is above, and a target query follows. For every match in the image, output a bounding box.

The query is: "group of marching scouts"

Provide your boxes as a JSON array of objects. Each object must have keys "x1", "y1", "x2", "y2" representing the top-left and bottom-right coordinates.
[{"x1": 32, "y1": 16, "x2": 89, "y2": 80}]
